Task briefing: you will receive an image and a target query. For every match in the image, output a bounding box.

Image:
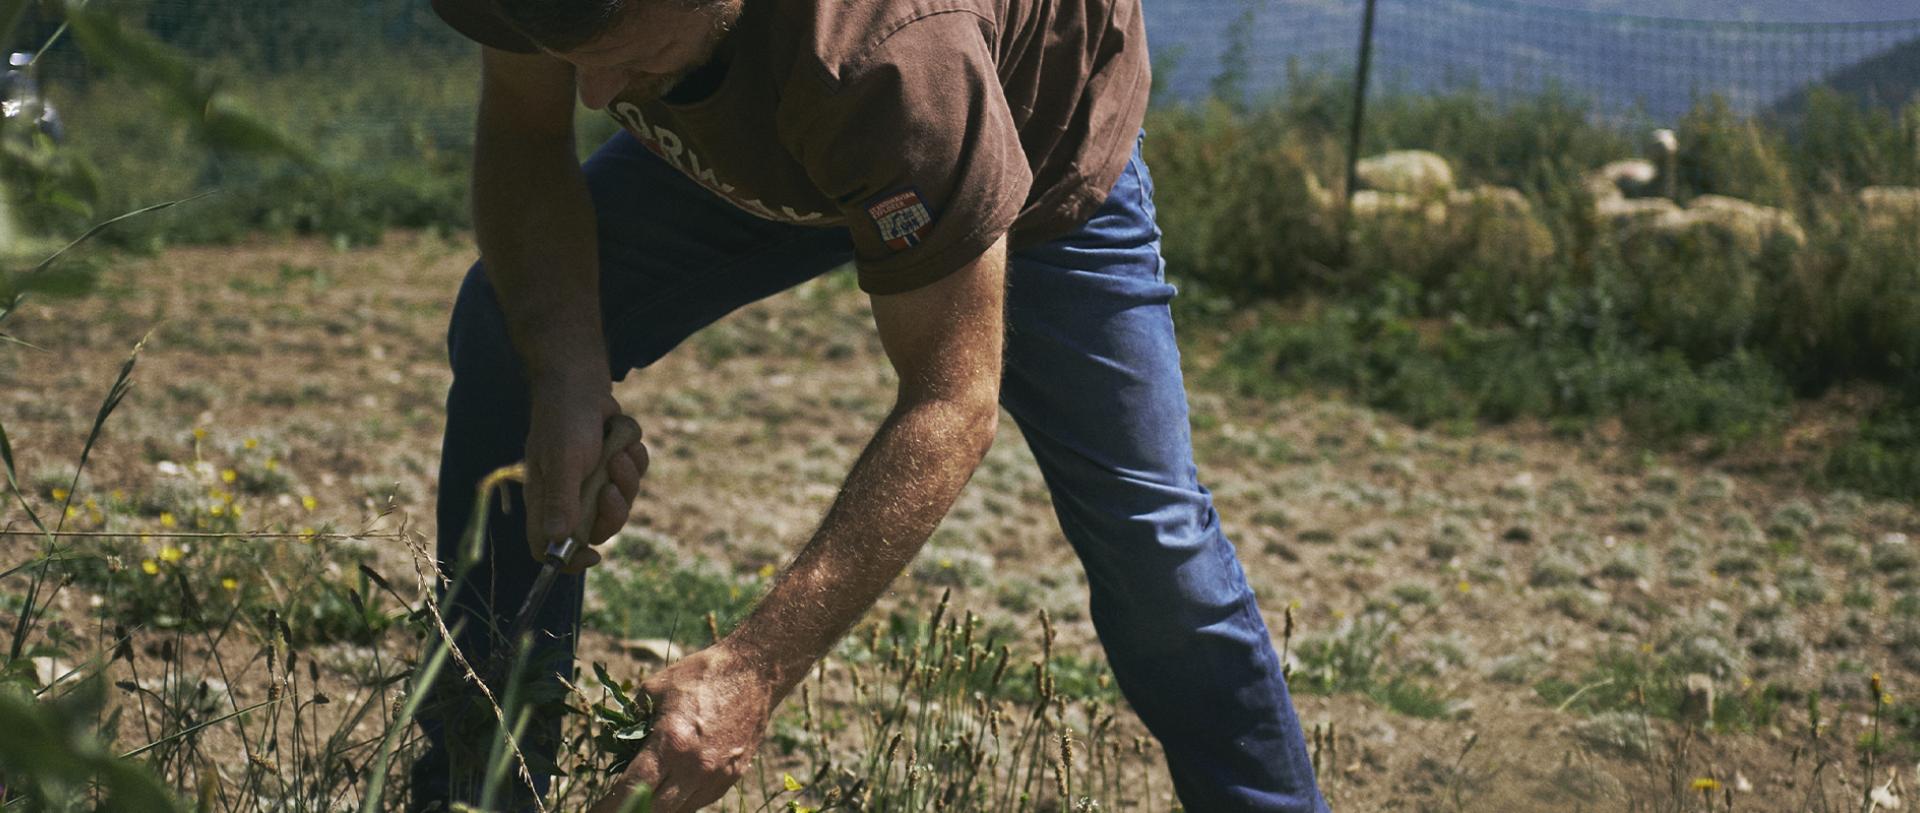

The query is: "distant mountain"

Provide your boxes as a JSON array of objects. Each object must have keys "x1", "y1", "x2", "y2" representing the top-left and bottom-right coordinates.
[
  {"x1": 1144, "y1": 0, "x2": 1920, "y2": 120},
  {"x1": 1770, "y1": 36, "x2": 1920, "y2": 116},
  {"x1": 1509, "y1": 1, "x2": 1920, "y2": 23}
]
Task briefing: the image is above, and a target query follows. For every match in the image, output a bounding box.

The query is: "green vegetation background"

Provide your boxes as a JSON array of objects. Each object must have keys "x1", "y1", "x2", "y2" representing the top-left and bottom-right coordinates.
[{"x1": 16, "y1": 1, "x2": 1920, "y2": 503}]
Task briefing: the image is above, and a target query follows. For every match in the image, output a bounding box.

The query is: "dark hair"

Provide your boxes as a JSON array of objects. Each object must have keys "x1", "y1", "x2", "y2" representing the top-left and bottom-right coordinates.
[{"x1": 487, "y1": 0, "x2": 628, "y2": 52}]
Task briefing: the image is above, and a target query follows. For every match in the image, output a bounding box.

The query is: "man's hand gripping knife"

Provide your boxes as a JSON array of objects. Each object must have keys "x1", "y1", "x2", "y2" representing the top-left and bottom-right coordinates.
[{"x1": 587, "y1": 236, "x2": 1009, "y2": 813}]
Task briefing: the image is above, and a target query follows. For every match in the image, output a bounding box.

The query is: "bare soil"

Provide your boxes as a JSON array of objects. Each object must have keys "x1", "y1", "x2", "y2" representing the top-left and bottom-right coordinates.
[{"x1": 4, "y1": 231, "x2": 1918, "y2": 811}]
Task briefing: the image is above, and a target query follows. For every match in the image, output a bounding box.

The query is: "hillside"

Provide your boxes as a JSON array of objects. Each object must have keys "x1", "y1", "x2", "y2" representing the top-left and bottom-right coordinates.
[{"x1": 1145, "y1": 0, "x2": 1920, "y2": 121}]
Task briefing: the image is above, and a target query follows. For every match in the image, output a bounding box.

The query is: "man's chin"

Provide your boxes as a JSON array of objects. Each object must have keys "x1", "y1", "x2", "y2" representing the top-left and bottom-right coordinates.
[{"x1": 626, "y1": 74, "x2": 689, "y2": 104}]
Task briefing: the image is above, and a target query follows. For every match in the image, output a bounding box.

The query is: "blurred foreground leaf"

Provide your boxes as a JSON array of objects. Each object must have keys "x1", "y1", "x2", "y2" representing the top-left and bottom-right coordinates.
[
  {"x1": 60, "y1": 0, "x2": 314, "y2": 164},
  {"x1": 0, "y1": 677, "x2": 183, "y2": 812}
]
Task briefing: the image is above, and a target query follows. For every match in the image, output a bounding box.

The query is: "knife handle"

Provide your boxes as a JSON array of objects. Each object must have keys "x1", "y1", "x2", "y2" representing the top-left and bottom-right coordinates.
[{"x1": 557, "y1": 414, "x2": 643, "y2": 565}]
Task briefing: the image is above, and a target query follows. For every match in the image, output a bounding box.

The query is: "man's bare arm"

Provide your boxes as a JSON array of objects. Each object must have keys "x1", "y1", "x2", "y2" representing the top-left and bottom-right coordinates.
[
  {"x1": 590, "y1": 237, "x2": 1007, "y2": 811},
  {"x1": 472, "y1": 46, "x2": 644, "y2": 563},
  {"x1": 474, "y1": 46, "x2": 602, "y2": 382},
  {"x1": 725, "y1": 236, "x2": 1008, "y2": 696}
]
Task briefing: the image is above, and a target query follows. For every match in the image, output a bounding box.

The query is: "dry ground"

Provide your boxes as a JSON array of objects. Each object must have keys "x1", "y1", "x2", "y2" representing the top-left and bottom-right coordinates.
[{"x1": 4, "y1": 231, "x2": 1918, "y2": 811}]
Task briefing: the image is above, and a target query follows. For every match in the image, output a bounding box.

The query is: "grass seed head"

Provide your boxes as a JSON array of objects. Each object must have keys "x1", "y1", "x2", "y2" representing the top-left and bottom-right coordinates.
[
  {"x1": 930, "y1": 587, "x2": 950, "y2": 636},
  {"x1": 884, "y1": 732, "x2": 903, "y2": 765}
]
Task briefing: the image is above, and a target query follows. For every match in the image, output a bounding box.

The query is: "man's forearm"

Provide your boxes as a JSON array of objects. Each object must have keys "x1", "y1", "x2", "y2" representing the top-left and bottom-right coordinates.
[
  {"x1": 472, "y1": 125, "x2": 606, "y2": 381},
  {"x1": 722, "y1": 393, "x2": 996, "y2": 698}
]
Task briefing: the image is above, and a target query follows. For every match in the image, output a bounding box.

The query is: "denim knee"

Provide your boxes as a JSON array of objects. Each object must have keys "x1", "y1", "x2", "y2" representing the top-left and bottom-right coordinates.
[{"x1": 445, "y1": 261, "x2": 522, "y2": 386}]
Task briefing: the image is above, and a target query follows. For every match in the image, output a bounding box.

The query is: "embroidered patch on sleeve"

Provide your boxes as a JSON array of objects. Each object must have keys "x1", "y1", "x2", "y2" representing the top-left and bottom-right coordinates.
[{"x1": 865, "y1": 187, "x2": 935, "y2": 251}]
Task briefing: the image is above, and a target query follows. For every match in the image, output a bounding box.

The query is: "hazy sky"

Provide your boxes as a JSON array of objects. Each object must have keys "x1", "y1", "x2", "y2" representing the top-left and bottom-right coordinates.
[{"x1": 1517, "y1": 1, "x2": 1920, "y2": 23}]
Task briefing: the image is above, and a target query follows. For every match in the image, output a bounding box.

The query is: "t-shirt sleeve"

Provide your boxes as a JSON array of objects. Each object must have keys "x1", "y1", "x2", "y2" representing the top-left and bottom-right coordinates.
[
  {"x1": 429, "y1": 0, "x2": 540, "y2": 54},
  {"x1": 787, "y1": 12, "x2": 1032, "y2": 296}
]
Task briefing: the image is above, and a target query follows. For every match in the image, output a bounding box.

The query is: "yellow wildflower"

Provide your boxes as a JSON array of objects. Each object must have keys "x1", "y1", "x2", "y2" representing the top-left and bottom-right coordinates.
[
  {"x1": 192, "y1": 427, "x2": 207, "y2": 441},
  {"x1": 160, "y1": 512, "x2": 177, "y2": 528},
  {"x1": 265, "y1": 458, "x2": 279, "y2": 471},
  {"x1": 141, "y1": 559, "x2": 159, "y2": 575},
  {"x1": 301, "y1": 495, "x2": 317, "y2": 512},
  {"x1": 51, "y1": 487, "x2": 68, "y2": 502},
  {"x1": 1692, "y1": 778, "x2": 1720, "y2": 792},
  {"x1": 111, "y1": 489, "x2": 125, "y2": 501},
  {"x1": 300, "y1": 527, "x2": 317, "y2": 541},
  {"x1": 783, "y1": 773, "x2": 804, "y2": 792},
  {"x1": 210, "y1": 504, "x2": 225, "y2": 518},
  {"x1": 221, "y1": 469, "x2": 237, "y2": 484},
  {"x1": 1456, "y1": 580, "x2": 1471, "y2": 594},
  {"x1": 758, "y1": 563, "x2": 776, "y2": 579},
  {"x1": 243, "y1": 438, "x2": 258, "y2": 450},
  {"x1": 159, "y1": 545, "x2": 184, "y2": 563},
  {"x1": 221, "y1": 577, "x2": 239, "y2": 591},
  {"x1": 232, "y1": 505, "x2": 243, "y2": 518}
]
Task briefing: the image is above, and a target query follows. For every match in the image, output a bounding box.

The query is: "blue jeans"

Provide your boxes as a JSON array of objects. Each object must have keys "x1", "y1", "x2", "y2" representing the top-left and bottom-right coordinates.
[{"x1": 414, "y1": 128, "x2": 1329, "y2": 812}]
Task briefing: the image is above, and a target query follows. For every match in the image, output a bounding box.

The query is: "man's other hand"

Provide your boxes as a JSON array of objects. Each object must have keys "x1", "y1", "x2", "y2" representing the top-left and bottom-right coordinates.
[
  {"x1": 587, "y1": 643, "x2": 776, "y2": 813},
  {"x1": 524, "y1": 375, "x2": 649, "y2": 573}
]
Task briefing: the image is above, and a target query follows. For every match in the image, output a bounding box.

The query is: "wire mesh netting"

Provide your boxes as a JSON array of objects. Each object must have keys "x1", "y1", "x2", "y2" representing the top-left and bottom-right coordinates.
[
  {"x1": 1150, "y1": 0, "x2": 1920, "y2": 121},
  {"x1": 5, "y1": 0, "x2": 1917, "y2": 230},
  {"x1": 21, "y1": 0, "x2": 484, "y2": 163},
  {"x1": 19, "y1": 0, "x2": 1919, "y2": 140}
]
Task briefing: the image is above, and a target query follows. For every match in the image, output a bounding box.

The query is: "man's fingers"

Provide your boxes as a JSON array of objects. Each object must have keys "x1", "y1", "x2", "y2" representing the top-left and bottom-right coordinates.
[
  {"x1": 608, "y1": 447, "x2": 641, "y2": 502},
  {"x1": 528, "y1": 448, "x2": 590, "y2": 544},
  {"x1": 588, "y1": 749, "x2": 662, "y2": 813},
  {"x1": 682, "y1": 777, "x2": 739, "y2": 812},
  {"x1": 522, "y1": 462, "x2": 575, "y2": 561},
  {"x1": 625, "y1": 750, "x2": 670, "y2": 812},
  {"x1": 590, "y1": 482, "x2": 629, "y2": 545},
  {"x1": 560, "y1": 543, "x2": 602, "y2": 575}
]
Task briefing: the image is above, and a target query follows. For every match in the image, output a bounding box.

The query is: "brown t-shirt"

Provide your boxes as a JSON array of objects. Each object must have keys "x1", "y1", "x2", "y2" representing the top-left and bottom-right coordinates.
[{"x1": 430, "y1": 0, "x2": 1150, "y2": 294}]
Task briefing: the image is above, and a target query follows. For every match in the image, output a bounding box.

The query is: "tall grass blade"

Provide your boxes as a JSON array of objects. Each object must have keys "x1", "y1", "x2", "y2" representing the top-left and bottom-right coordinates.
[
  {"x1": 478, "y1": 705, "x2": 534, "y2": 812},
  {"x1": 29, "y1": 194, "x2": 209, "y2": 277},
  {"x1": 119, "y1": 697, "x2": 278, "y2": 759},
  {"x1": 1, "y1": 416, "x2": 46, "y2": 668},
  {"x1": 54, "y1": 330, "x2": 148, "y2": 535},
  {"x1": 0, "y1": 293, "x2": 35, "y2": 349},
  {"x1": 358, "y1": 623, "x2": 455, "y2": 813},
  {"x1": 0, "y1": 193, "x2": 213, "y2": 303}
]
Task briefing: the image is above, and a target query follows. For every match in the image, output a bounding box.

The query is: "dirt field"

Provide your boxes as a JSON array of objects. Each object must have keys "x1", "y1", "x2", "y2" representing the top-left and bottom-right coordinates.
[{"x1": 4, "y1": 231, "x2": 1917, "y2": 811}]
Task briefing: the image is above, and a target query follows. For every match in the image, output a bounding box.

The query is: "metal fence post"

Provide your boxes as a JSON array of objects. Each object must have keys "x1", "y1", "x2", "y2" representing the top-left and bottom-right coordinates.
[{"x1": 1343, "y1": 0, "x2": 1380, "y2": 218}]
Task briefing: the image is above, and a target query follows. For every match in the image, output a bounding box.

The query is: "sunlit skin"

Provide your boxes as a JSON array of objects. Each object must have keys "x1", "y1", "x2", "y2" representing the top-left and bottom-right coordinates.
[
  {"x1": 510, "y1": 3, "x2": 1007, "y2": 811},
  {"x1": 545, "y1": 0, "x2": 746, "y2": 108}
]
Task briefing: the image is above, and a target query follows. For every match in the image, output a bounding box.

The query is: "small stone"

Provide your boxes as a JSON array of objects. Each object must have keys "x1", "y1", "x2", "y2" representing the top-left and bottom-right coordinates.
[{"x1": 1680, "y1": 673, "x2": 1715, "y2": 725}]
